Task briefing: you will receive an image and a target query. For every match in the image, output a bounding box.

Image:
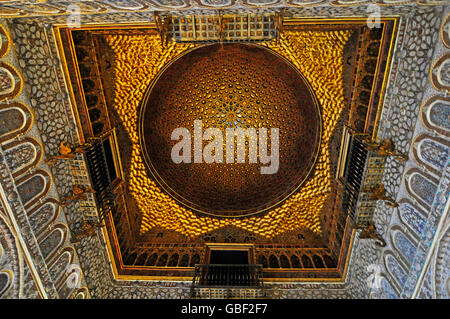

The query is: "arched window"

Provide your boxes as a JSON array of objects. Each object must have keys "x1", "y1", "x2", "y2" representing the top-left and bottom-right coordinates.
[
  {"x1": 428, "y1": 100, "x2": 450, "y2": 132},
  {"x1": 189, "y1": 254, "x2": 200, "y2": 267},
  {"x1": 17, "y1": 175, "x2": 46, "y2": 206},
  {"x1": 0, "y1": 63, "x2": 22, "y2": 101},
  {"x1": 38, "y1": 226, "x2": 66, "y2": 262},
  {"x1": 3, "y1": 141, "x2": 38, "y2": 177},
  {"x1": 313, "y1": 255, "x2": 325, "y2": 268},
  {"x1": 179, "y1": 254, "x2": 189, "y2": 267},
  {"x1": 269, "y1": 255, "x2": 279, "y2": 268},
  {"x1": 323, "y1": 254, "x2": 337, "y2": 268},
  {"x1": 28, "y1": 200, "x2": 58, "y2": 236},
  {"x1": 418, "y1": 139, "x2": 449, "y2": 171},
  {"x1": 15, "y1": 170, "x2": 51, "y2": 210},
  {"x1": 301, "y1": 255, "x2": 313, "y2": 268},
  {"x1": 0, "y1": 103, "x2": 31, "y2": 143},
  {"x1": 135, "y1": 253, "x2": 148, "y2": 266},
  {"x1": 124, "y1": 252, "x2": 137, "y2": 265},
  {"x1": 168, "y1": 254, "x2": 179, "y2": 267},
  {"x1": 146, "y1": 253, "x2": 158, "y2": 266},
  {"x1": 48, "y1": 249, "x2": 73, "y2": 284},
  {"x1": 290, "y1": 255, "x2": 301, "y2": 268},
  {"x1": 280, "y1": 255, "x2": 290, "y2": 268},
  {"x1": 258, "y1": 255, "x2": 268, "y2": 268},
  {"x1": 157, "y1": 253, "x2": 168, "y2": 266}
]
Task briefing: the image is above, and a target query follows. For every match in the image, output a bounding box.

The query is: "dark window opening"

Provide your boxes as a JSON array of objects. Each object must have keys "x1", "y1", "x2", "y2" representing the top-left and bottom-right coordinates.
[
  {"x1": 290, "y1": 255, "x2": 301, "y2": 268},
  {"x1": 168, "y1": 254, "x2": 179, "y2": 267},
  {"x1": 280, "y1": 255, "x2": 290, "y2": 268},
  {"x1": 135, "y1": 253, "x2": 148, "y2": 266},
  {"x1": 124, "y1": 252, "x2": 137, "y2": 265},
  {"x1": 269, "y1": 255, "x2": 280, "y2": 268},
  {"x1": 157, "y1": 253, "x2": 168, "y2": 267},
  {"x1": 258, "y1": 255, "x2": 268, "y2": 268},
  {"x1": 189, "y1": 254, "x2": 200, "y2": 267},
  {"x1": 179, "y1": 254, "x2": 189, "y2": 267},
  {"x1": 146, "y1": 253, "x2": 158, "y2": 266},
  {"x1": 209, "y1": 250, "x2": 248, "y2": 265},
  {"x1": 302, "y1": 255, "x2": 313, "y2": 268},
  {"x1": 313, "y1": 255, "x2": 325, "y2": 268}
]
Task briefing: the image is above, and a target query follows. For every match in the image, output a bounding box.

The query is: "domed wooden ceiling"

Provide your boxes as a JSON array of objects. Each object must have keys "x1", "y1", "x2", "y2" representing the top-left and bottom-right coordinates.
[
  {"x1": 140, "y1": 43, "x2": 322, "y2": 217},
  {"x1": 56, "y1": 15, "x2": 397, "y2": 280}
]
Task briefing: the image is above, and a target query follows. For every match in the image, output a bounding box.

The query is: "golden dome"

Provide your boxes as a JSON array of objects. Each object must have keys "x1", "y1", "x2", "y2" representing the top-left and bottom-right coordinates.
[{"x1": 139, "y1": 43, "x2": 321, "y2": 217}]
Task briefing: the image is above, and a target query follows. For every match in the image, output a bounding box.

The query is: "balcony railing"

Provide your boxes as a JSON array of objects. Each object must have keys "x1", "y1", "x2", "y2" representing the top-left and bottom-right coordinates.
[
  {"x1": 191, "y1": 264, "x2": 265, "y2": 299},
  {"x1": 337, "y1": 127, "x2": 387, "y2": 228},
  {"x1": 337, "y1": 129, "x2": 369, "y2": 222},
  {"x1": 84, "y1": 138, "x2": 116, "y2": 222},
  {"x1": 342, "y1": 138, "x2": 368, "y2": 222}
]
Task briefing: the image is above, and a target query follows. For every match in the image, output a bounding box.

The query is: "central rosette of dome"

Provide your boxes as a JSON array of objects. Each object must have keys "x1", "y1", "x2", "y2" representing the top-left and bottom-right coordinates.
[{"x1": 139, "y1": 43, "x2": 321, "y2": 217}]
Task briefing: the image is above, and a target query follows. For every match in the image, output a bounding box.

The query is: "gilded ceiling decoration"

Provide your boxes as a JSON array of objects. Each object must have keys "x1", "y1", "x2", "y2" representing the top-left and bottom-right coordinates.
[
  {"x1": 53, "y1": 16, "x2": 397, "y2": 280},
  {"x1": 139, "y1": 43, "x2": 322, "y2": 217},
  {"x1": 104, "y1": 30, "x2": 350, "y2": 238}
]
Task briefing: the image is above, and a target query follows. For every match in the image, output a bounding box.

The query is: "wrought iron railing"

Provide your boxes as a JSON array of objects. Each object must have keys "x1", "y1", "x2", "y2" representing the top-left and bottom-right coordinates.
[
  {"x1": 340, "y1": 134, "x2": 369, "y2": 222},
  {"x1": 191, "y1": 264, "x2": 265, "y2": 299},
  {"x1": 337, "y1": 127, "x2": 387, "y2": 228},
  {"x1": 84, "y1": 138, "x2": 116, "y2": 222}
]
